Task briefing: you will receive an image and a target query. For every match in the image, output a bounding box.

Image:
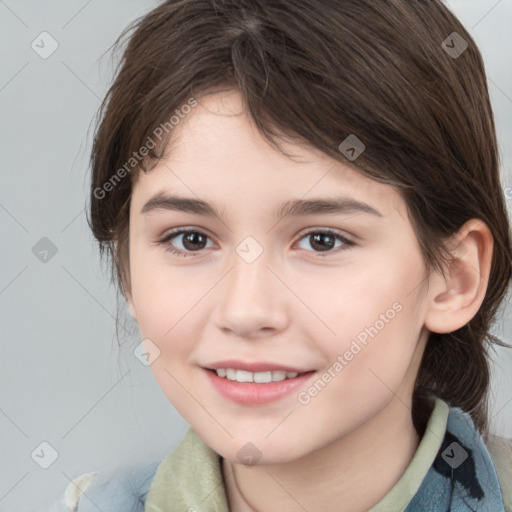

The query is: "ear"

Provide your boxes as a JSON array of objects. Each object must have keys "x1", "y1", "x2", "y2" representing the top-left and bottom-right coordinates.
[{"x1": 424, "y1": 219, "x2": 493, "y2": 334}]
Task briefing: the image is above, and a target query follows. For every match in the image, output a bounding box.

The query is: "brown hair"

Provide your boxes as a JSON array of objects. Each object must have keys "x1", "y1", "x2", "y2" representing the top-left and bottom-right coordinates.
[{"x1": 87, "y1": 0, "x2": 512, "y2": 436}]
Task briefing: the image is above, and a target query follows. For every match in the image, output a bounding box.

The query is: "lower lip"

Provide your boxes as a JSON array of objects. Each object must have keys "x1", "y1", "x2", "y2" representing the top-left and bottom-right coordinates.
[{"x1": 204, "y1": 368, "x2": 316, "y2": 405}]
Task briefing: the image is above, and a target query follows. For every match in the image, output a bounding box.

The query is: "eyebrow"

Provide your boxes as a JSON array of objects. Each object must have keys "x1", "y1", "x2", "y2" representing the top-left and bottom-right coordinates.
[{"x1": 140, "y1": 193, "x2": 383, "y2": 219}]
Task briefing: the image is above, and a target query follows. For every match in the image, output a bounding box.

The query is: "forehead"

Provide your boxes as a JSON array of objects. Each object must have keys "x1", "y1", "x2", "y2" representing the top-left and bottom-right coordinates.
[{"x1": 130, "y1": 89, "x2": 405, "y2": 219}]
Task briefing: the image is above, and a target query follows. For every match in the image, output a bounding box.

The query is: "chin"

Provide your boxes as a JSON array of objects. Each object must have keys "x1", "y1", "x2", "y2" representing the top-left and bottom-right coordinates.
[{"x1": 208, "y1": 435, "x2": 303, "y2": 467}]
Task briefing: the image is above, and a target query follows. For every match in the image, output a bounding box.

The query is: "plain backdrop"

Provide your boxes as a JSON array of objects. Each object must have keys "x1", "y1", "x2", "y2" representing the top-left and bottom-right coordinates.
[{"x1": 0, "y1": 1, "x2": 511, "y2": 510}]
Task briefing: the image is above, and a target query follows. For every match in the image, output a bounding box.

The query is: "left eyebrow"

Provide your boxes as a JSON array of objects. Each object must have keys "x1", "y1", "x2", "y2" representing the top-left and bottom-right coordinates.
[
  {"x1": 275, "y1": 197, "x2": 383, "y2": 218},
  {"x1": 140, "y1": 193, "x2": 383, "y2": 219}
]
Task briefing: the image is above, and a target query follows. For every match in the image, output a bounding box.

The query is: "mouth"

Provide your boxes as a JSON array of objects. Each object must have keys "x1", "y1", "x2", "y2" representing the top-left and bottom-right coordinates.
[
  {"x1": 206, "y1": 367, "x2": 308, "y2": 383},
  {"x1": 203, "y1": 364, "x2": 317, "y2": 405}
]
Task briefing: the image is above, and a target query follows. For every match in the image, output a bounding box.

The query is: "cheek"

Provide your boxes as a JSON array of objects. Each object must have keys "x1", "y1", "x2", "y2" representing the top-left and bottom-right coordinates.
[
  {"x1": 130, "y1": 261, "x2": 206, "y2": 417},
  {"x1": 312, "y1": 257, "x2": 423, "y2": 340},
  {"x1": 129, "y1": 253, "x2": 210, "y2": 355},
  {"x1": 309, "y1": 250, "x2": 426, "y2": 385},
  {"x1": 297, "y1": 299, "x2": 423, "y2": 430}
]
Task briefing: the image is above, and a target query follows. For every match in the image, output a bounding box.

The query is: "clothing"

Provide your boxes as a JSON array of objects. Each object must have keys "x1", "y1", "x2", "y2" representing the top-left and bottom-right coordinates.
[{"x1": 48, "y1": 397, "x2": 512, "y2": 511}]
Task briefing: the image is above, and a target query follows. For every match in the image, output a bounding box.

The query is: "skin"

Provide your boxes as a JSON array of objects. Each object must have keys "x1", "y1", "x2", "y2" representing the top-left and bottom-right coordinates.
[{"x1": 125, "y1": 88, "x2": 493, "y2": 511}]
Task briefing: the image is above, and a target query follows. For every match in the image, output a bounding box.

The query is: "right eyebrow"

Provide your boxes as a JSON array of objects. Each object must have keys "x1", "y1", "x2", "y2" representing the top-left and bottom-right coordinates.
[{"x1": 141, "y1": 194, "x2": 224, "y2": 219}]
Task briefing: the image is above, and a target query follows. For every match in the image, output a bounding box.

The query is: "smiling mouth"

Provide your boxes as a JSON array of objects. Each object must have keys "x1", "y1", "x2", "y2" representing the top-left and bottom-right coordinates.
[
  {"x1": 208, "y1": 368, "x2": 310, "y2": 383},
  {"x1": 204, "y1": 367, "x2": 317, "y2": 405}
]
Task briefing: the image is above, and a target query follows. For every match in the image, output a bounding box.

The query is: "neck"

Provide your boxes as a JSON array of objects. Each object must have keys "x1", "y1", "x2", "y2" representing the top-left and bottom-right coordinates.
[{"x1": 222, "y1": 396, "x2": 423, "y2": 512}]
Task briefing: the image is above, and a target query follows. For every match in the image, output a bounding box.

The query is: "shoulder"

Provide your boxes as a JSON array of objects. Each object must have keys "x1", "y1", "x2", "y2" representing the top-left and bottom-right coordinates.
[
  {"x1": 46, "y1": 461, "x2": 160, "y2": 511},
  {"x1": 435, "y1": 400, "x2": 511, "y2": 511},
  {"x1": 485, "y1": 434, "x2": 512, "y2": 512}
]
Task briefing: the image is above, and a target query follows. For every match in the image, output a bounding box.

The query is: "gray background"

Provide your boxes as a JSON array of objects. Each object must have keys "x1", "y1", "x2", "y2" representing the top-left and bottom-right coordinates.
[{"x1": 0, "y1": 1, "x2": 511, "y2": 510}]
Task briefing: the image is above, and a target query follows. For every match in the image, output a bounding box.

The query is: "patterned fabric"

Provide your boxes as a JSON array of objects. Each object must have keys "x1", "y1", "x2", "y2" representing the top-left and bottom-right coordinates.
[{"x1": 404, "y1": 402, "x2": 506, "y2": 511}]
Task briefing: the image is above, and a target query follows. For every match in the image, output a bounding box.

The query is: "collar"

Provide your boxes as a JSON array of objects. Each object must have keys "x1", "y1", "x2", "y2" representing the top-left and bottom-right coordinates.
[{"x1": 144, "y1": 397, "x2": 505, "y2": 511}]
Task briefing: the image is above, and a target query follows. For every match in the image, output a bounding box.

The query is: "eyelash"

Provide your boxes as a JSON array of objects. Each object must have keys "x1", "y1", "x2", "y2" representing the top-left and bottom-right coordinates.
[{"x1": 156, "y1": 227, "x2": 355, "y2": 258}]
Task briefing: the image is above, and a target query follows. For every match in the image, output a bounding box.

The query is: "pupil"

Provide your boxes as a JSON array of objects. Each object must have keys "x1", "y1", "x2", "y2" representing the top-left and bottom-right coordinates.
[
  {"x1": 184, "y1": 232, "x2": 205, "y2": 250},
  {"x1": 311, "y1": 233, "x2": 334, "y2": 251}
]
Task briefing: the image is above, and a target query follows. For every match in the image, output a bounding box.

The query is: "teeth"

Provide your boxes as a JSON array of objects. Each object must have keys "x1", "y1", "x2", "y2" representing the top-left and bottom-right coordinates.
[
  {"x1": 214, "y1": 368, "x2": 301, "y2": 383},
  {"x1": 254, "y1": 371, "x2": 272, "y2": 383},
  {"x1": 236, "y1": 370, "x2": 253, "y2": 382}
]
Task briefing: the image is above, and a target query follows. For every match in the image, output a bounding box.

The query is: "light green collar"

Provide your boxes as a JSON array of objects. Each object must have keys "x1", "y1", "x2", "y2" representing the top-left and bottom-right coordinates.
[
  {"x1": 144, "y1": 426, "x2": 229, "y2": 511},
  {"x1": 369, "y1": 397, "x2": 449, "y2": 511},
  {"x1": 145, "y1": 398, "x2": 449, "y2": 511}
]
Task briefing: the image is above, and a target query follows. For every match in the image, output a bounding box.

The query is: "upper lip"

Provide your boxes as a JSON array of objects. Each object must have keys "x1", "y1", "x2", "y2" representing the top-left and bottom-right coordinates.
[{"x1": 204, "y1": 360, "x2": 313, "y2": 373}]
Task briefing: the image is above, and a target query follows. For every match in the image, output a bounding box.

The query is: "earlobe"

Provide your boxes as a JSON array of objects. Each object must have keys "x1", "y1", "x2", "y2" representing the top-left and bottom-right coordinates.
[{"x1": 423, "y1": 219, "x2": 493, "y2": 334}]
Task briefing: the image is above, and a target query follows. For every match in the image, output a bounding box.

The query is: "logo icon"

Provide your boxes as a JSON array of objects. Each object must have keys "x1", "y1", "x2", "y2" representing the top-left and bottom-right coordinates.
[
  {"x1": 442, "y1": 32, "x2": 468, "y2": 59},
  {"x1": 32, "y1": 237, "x2": 58, "y2": 263},
  {"x1": 31, "y1": 32, "x2": 59, "y2": 59},
  {"x1": 134, "y1": 338, "x2": 161, "y2": 366},
  {"x1": 31, "y1": 441, "x2": 59, "y2": 469},
  {"x1": 441, "y1": 441, "x2": 468, "y2": 469},
  {"x1": 237, "y1": 442, "x2": 262, "y2": 466},
  {"x1": 236, "y1": 236, "x2": 263, "y2": 264},
  {"x1": 338, "y1": 134, "x2": 365, "y2": 161}
]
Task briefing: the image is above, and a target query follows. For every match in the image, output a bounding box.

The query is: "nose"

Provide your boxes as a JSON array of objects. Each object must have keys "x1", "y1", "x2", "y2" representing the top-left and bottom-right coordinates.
[{"x1": 213, "y1": 243, "x2": 289, "y2": 338}]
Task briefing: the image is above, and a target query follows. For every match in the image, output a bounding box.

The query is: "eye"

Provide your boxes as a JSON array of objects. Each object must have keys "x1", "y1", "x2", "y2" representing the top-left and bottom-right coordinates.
[
  {"x1": 157, "y1": 228, "x2": 214, "y2": 257},
  {"x1": 295, "y1": 229, "x2": 355, "y2": 256},
  {"x1": 156, "y1": 227, "x2": 355, "y2": 258}
]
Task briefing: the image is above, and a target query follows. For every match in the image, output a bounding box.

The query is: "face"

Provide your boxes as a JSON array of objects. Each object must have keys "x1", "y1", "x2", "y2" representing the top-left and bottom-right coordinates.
[{"x1": 126, "y1": 88, "x2": 434, "y2": 465}]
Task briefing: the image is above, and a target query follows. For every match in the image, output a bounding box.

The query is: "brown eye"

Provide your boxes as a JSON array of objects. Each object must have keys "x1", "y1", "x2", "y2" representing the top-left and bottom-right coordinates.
[
  {"x1": 309, "y1": 233, "x2": 337, "y2": 252},
  {"x1": 296, "y1": 229, "x2": 355, "y2": 256},
  {"x1": 158, "y1": 229, "x2": 213, "y2": 257},
  {"x1": 179, "y1": 231, "x2": 208, "y2": 251}
]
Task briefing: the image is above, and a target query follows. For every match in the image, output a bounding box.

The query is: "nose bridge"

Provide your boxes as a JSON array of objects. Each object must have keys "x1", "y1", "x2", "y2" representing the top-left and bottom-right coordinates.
[
  {"x1": 214, "y1": 234, "x2": 287, "y2": 333},
  {"x1": 228, "y1": 235, "x2": 273, "y2": 300}
]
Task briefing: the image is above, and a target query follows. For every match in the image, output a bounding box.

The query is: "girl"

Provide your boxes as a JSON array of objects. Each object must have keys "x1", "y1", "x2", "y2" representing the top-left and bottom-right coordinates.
[{"x1": 50, "y1": 0, "x2": 512, "y2": 510}]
